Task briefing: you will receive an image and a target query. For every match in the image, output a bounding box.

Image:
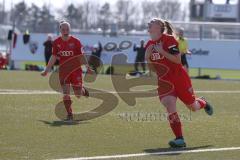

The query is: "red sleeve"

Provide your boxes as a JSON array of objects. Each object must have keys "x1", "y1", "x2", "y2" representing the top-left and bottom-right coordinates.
[
  {"x1": 52, "y1": 40, "x2": 58, "y2": 56},
  {"x1": 166, "y1": 36, "x2": 180, "y2": 55},
  {"x1": 76, "y1": 39, "x2": 84, "y2": 55}
]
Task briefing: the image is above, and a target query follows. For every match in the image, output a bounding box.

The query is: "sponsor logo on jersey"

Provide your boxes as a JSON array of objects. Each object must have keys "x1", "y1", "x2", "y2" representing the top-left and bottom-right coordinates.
[
  {"x1": 58, "y1": 51, "x2": 74, "y2": 56},
  {"x1": 151, "y1": 52, "x2": 164, "y2": 61}
]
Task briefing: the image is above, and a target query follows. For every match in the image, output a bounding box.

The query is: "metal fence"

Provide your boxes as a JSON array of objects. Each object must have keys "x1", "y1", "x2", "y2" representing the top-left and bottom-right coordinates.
[
  {"x1": 1, "y1": 21, "x2": 240, "y2": 53},
  {"x1": 78, "y1": 21, "x2": 240, "y2": 40},
  {"x1": 172, "y1": 21, "x2": 240, "y2": 40}
]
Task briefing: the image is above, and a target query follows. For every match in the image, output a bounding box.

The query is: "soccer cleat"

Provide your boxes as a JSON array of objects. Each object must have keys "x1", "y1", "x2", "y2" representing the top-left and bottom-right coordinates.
[
  {"x1": 168, "y1": 137, "x2": 186, "y2": 148},
  {"x1": 64, "y1": 114, "x2": 73, "y2": 122},
  {"x1": 82, "y1": 86, "x2": 89, "y2": 98},
  {"x1": 200, "y1": 97, "x2": 213, "y2": 116}
]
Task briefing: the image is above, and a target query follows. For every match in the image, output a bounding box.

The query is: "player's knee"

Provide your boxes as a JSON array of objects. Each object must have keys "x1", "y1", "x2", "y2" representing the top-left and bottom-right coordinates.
[
  {"x1": 63, "y1": 95, "x2": 71, "y2": 101},
  {"x1": 161, "y1": 100, "x2": 174, "y2": 108}
]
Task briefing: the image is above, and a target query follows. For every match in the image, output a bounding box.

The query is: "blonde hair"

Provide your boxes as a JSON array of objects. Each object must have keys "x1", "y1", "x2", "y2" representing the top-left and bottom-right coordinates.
[
  {"x1": 59, "y1": 21, "x2": 71, "y2": 29},
  {"x1": 148, "y1": 18, "x2": 176, "y2": 36}
]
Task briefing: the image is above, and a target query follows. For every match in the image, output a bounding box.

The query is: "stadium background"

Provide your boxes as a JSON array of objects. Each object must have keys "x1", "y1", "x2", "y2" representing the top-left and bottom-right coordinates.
[{"x1": 0, "y1": 0, "x2": 240, "y2": 160}]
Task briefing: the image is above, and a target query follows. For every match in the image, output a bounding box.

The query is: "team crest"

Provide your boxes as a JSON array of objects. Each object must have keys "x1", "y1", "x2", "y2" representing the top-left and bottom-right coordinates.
[{"x1": 69, "y1": 43, "x2": 75, "y2": 48}]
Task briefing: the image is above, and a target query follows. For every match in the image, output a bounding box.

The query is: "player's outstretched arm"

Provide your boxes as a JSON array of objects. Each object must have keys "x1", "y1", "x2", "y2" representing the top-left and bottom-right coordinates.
[
  {"x1": 84, "y1": 57, "x2": 95, "y2": 74},
  {"x1": 41, "y1": 55, "x2": 57, "y2": 76},
  {"x1": 78, "y1": 54, "x2": 94, "y2": 74}
]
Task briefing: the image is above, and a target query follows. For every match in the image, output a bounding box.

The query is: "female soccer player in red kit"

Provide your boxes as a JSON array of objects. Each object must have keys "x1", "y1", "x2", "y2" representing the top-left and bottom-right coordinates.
[
  {"x1": 145, "y1": 18, "x2": 213, "y2": 148},
  {"x1": 41, "y1": 21, "x2": 93, "y2": 121}
]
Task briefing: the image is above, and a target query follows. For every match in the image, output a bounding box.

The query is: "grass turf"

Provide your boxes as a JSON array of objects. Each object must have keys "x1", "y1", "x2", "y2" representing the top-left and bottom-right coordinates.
[{"x1": 0, "y1": 70, "x2": 240, "y2": 160}]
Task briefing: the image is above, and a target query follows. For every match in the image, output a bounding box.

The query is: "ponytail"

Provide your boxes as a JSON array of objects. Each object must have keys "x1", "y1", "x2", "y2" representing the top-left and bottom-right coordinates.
[{"x1": 164, "y1": 20, "x2": 174, "y2": 35}]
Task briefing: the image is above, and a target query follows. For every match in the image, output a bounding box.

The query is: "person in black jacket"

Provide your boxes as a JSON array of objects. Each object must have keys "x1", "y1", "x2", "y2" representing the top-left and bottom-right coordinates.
[
  {"x1": 133, "y1": 40, "x2": 146, "y2": 72},
  {"x1": 43, "y1": 34, "x2": 53, "y2": 65},
  {"x1": 89, "y1": 42, "x2": 102, "y2": 73}
]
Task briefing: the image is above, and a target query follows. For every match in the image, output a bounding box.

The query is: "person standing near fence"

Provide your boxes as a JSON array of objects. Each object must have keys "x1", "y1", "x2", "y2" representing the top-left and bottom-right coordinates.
[
  {"x1": 177, "y1": 28, "x2": 191, "y2": 73},
  {"x1": 133, "y1": 40, "x2": 146, "y2": 73},
  {"x1": 88, "y1": 42, "x2": 102, "y2": 73},
  {"x1": 43, "y1": 34, "x2": 53, "y2": 66}
]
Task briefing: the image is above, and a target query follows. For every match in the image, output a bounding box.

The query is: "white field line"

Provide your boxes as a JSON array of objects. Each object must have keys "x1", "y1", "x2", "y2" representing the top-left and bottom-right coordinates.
[
  {"x1": 53, "y1": 147, "x2": 240, "y2": 160},
  {"x1": 1, "y1": 89, "x2": 240, "y2": 95}
]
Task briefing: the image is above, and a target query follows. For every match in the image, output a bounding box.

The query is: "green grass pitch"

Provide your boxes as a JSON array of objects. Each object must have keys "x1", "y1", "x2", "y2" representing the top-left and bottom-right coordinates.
[{"x1": 0, "y1": 70, "x2": 240, "y2": 160}]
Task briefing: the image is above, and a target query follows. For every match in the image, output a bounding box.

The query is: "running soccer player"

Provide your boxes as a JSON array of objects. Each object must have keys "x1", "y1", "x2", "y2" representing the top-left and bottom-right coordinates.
[
  {"x1": 145, "y1": 18, "x2": 213, "y2": 148},
  {"x1": 41, "y1": 21, "x2": 93, "y2": 121}
]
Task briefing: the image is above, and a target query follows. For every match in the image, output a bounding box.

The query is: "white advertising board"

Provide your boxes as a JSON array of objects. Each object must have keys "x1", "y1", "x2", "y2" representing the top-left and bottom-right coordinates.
[{"x1": 12, "y1": 33, "x2": 240, "y2": 70}]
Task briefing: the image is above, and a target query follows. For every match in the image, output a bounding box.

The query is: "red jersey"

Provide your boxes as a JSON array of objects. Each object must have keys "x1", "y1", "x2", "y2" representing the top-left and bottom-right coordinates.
[
  {"x1": 146, "y1": 34, "x2": 195, "y2": 105},
  {"x1": 146, "y1": 34, "x2": 182, "y2": 75},
  {"x1": 52, "y1": 35, "x2": 84, "y2": 69}
]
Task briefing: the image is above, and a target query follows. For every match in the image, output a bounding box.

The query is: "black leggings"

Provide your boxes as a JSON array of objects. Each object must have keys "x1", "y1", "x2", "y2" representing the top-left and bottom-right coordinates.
[{"x1": 181, "y1": 54, "x2": 189, "y2": 68}]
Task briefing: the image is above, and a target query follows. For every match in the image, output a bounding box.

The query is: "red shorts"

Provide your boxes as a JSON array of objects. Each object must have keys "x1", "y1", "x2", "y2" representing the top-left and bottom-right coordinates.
[
  {"x1": 59, "y1": 70, "x2": 83, "y2": 88},
  {"x1": 158, "y1": 66, "x2": 195, "y2": 105},
  {"x1": 59, "y1": 69, "x2": 83, "y2": 96}
]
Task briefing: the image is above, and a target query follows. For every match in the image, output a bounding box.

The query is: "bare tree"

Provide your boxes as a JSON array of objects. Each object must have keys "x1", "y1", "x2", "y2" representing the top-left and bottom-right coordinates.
[
  {"x1": 115, "y1": 0, "x2": 137, "y2": 32},
  {"x1": 87, "y1": 2, "x2": 100, "y2": 29},
  {"x1": 152, "y1": 0, "x2": 182, "y2": 20},
  {"x1": 99, "y1": 2, "x2": 111, "y2": 36},
  {"x1": 82, "y1": 1, "x2": 90, "y2": 30},
  {"x1": 0, "y1": 2, "x2": 4, "y2": 24},
  {"x1": 37, "y1": 5, "x2": 56, "y2": 33},
  {"x1": 11, "y1": 2, "x2": 29, "y2": 30},
  {"x1": 141, "y1": 1, "x2": 156, "y2": 28},
  {"x1": 26, "y1": 4, "x2": 41, "y2": 32},
  {"x1": 8, "y1": 0, "x2": 186, "y2": 33}
]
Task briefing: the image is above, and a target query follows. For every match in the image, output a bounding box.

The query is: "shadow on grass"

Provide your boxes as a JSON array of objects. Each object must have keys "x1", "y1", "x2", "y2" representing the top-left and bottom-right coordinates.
[
  {"x1": 38, "y1": 120, "x2": 90, "y2": 127},
  {"x1": 144, "y1": 145, "x2": 213, "y2": 156}
]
